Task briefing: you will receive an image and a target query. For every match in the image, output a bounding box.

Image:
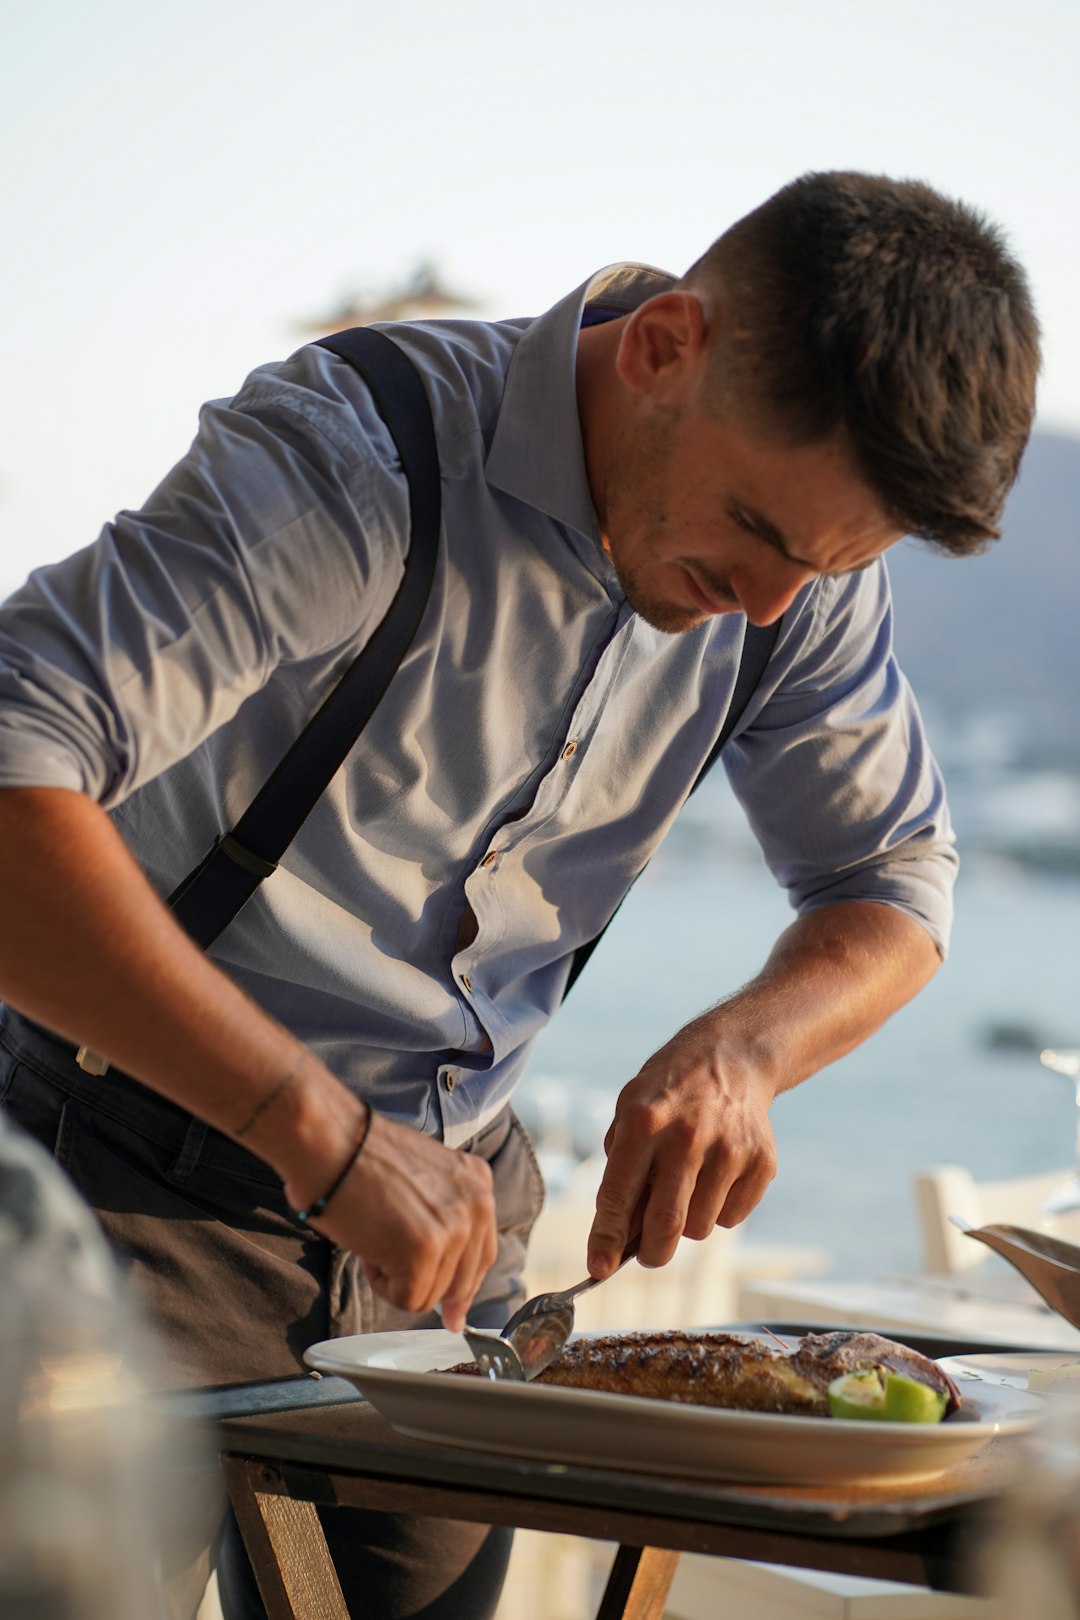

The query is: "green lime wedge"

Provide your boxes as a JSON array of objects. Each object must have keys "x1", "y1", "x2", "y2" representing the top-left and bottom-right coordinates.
[
  {"x1": 882, "y1": 1371, "x2": 947, "y2": 1424},
  {"x1": 827, "y1": 1369, "x2": 885, "y2": 1420},
  {"x1": 828, "y1": 1368, "x2": 947, "y2": 1423}
]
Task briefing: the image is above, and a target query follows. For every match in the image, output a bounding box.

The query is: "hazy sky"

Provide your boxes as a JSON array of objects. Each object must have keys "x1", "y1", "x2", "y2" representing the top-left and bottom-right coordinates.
[{"x1": 2, "y1": 0, "x2": 1077, "y2": 598}]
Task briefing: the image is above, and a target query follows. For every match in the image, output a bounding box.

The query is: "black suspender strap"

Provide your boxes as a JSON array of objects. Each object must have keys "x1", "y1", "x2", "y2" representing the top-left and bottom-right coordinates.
[
  {"x1": 166, "y1": 327, "x2": 442, "y2": 950},
  {"x1": 691, "y1": 616, "x2": 782, "y2": 792},
  {"x1": 560, "y1": 616, "x2": 781, "y2": 1002}
]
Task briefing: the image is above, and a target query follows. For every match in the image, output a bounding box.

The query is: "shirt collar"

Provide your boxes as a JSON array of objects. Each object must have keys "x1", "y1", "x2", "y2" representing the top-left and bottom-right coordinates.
[{"x1": 485, "y1": 263, "x2": 675, "y2": 543}]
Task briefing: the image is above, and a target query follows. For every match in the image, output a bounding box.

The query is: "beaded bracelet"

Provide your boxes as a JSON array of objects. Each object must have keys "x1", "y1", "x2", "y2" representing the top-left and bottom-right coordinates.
[{"x1": 294, "y1": 1105, "x2": 373, "y2": 1225}]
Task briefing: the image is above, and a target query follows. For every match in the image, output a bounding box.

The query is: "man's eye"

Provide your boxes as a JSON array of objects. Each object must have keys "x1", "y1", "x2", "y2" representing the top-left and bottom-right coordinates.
[{"x1": 731, "y1": 508, "x2": 757, "y2": 535}]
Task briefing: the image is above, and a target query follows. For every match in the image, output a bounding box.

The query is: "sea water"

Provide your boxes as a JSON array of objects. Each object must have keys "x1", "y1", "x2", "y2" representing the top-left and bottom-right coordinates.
[{"x1": 524, "y1": 768, "x2": 1080, "y2": 1278}]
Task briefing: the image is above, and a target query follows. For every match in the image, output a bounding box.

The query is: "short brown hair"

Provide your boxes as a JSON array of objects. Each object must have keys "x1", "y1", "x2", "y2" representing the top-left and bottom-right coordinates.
[{"x1": 681, "y1": 172, "x2": 1041, "y2": 553}]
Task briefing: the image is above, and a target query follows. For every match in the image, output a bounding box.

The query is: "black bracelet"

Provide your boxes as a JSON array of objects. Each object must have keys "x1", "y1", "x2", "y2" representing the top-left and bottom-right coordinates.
[{"x1": 294, "y1": 1105, "x2": 373, "y2": 1225}]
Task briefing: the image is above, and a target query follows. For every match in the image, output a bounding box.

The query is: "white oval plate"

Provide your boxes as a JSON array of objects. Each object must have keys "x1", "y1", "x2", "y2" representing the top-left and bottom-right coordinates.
[
  {"x1": 938, "y1": 1351, "x2": 1080, "y2": 1392},
  {"x1": 305, "y1": 1329, "x2": 1043, "y2": 1487}
]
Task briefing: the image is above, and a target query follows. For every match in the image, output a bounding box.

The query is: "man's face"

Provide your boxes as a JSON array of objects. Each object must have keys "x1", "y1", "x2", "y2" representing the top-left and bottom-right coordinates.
[{"x1": 600, "y1": 394, "x2": 904, "y2": 634}]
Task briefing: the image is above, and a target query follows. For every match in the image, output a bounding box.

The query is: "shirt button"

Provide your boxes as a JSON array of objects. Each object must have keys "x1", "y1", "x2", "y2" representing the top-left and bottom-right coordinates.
[
  {"x1": 461, "y1": 973, "x2": 473, "y2": 993},
  {"x1": 561, "y1": 740, "x2": 578, "y2": 761},
  {"x1": 480, "y1": 852, "x2": 498, "y2": 869},
  {"x1": 443, "y1": 1072, "x2": 455, "y2": 1092}
]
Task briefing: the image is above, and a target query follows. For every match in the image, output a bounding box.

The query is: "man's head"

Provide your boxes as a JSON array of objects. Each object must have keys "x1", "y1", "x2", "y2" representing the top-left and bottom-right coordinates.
[
  {"x1": 679, "y1": 170, "x2": 1040, "y2": 555},
  {"x1": 579, "y1": 170, "x2": 1041, "y2": 634}
]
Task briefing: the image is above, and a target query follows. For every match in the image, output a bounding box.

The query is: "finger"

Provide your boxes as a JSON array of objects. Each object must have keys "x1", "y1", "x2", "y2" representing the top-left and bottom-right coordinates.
[
  {"x1": 683, "y1": 1159, "x2": 741, "y2": 1239},
  {"x1": 374, "y1": 1240, "x2": 442, "y2": 1316},
  {"x1": 636, "y1": 1161, "x2": 699, "y2": 1268},
  {"x1": 455, "y1": 1170, "x2": 500, "y2": 1302},
  {"x1": 587, "y1": 1147, "x2": 649, "y2": 1278},
  {"x1": 431, "y1": 1170, "x2": 500, "y2": 1328},
  {"x1": 713, "y1": 1134, "x2": 778, "y2": 1229},
  {"x1": 715, "y1": 1161, "x2": 774, "y2": 1228},
  {"x1": 438, "y1": 1297, "x2": 468, "y2": 1333},
  {"x1": 435, "y1": 1218, "x2": 497, "y2": 1330}
]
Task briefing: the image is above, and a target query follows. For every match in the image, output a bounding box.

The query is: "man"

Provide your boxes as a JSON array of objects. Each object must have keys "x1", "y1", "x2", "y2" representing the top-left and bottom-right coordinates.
[{"x1": 0, "y1": 171, "x2": 1039, "y2": 1616}]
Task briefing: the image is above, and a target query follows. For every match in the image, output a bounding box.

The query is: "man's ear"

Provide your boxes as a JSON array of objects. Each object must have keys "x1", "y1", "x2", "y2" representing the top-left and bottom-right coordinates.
[{"x1": 615, "y1": 292, "x2": 709, "y2": 400}]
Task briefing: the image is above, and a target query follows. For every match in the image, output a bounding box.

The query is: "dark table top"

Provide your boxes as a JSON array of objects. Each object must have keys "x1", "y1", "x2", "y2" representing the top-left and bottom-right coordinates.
[{"x1": 212, "y1": 1385, "x2": 1019, "y2": 1540}]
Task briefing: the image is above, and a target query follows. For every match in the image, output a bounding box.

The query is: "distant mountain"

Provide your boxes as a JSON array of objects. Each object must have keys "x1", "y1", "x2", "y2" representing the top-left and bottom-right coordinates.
[{"x1": 886, "y1": 430, "x2": 1080, "y2": 768}]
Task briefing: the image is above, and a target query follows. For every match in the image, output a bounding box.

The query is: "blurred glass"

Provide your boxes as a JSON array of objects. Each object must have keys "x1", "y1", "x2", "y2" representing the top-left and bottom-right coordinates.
[
  {"x1": 982, "y1": 1379, "x2": 1080, "y2": 1619},
  {"x1": 1039, "y1": 1048, "x2": 1080, "y2": 1217},
  {"x1": 0, "y1": 1114, "x2": 165, "y2": 1619}
]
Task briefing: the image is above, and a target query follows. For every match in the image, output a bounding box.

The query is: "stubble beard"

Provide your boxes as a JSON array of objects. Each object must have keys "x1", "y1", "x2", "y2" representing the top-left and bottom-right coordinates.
[
  {"x1": 602, "y1": 413, "x2": 711, "y2": 637},
  {"x1": 608, "y1": 545, "x2": 708, "y2": 635}
]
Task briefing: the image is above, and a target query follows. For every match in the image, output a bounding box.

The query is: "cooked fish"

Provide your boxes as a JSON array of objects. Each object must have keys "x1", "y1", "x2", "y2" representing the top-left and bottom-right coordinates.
[
  {"x1": 533, "y1": 1330, "x2": 826, "y2": 1413},
  {"x1": 446, "y1": 1327, "x2": 962, "y2": 1417}
]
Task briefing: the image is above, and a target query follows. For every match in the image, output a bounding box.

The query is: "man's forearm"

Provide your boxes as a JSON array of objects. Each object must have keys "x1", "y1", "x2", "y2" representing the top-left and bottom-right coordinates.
[
  {"x1": 0, "y1": 786, "x2": 360, "y2": 1193},
  {"x1": 700, "y1": 899, "x2": 942, "y2": 1097}
]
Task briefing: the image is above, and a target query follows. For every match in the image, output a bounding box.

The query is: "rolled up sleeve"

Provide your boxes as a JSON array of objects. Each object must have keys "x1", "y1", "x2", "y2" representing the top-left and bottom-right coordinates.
[
  {"x1": 723, "y1": 561, "x2": 957, "y2": 957},
  {"x1": 0, "y1": 361, "x2": 409, "y2": 808}
]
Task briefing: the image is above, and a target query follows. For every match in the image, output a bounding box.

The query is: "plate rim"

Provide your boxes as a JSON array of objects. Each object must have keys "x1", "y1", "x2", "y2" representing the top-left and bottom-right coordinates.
[{"x1": 305, "y1": 1328, "x2": 1043, "y2": 1439}]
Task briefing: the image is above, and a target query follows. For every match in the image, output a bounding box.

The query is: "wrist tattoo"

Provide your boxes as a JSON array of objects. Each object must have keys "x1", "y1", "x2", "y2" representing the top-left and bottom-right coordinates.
[{"x1": 234, "y1": 1053, "x2": 305, "y2": 1140}]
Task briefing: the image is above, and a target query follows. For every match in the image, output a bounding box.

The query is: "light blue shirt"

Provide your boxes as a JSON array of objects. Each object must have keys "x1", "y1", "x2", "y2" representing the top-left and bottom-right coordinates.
[{"x1": 0, "y1": 266, "x2": 956, "y2": 1147}]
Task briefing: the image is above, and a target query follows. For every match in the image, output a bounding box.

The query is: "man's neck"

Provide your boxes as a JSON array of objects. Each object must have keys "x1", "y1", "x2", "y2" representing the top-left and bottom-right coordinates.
[{"x1": 574, "y1": 316, "x2": 626, "y2": 540}]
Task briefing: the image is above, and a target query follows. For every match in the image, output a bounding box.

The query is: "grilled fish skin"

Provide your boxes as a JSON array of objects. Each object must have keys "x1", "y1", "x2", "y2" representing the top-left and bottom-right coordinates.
[
  {"x1": 446, "y1": 1328, "x2": 962, "y2": 1417},
  {"x1": 533, "y1": 1330, "x2": 826, "y2": 1413}
]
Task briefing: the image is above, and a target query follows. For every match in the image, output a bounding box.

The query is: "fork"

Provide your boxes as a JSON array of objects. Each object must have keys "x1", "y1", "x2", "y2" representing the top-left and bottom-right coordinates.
[{"x1": 463, "y1": 1236, "x2": 641, "y2": 1381}]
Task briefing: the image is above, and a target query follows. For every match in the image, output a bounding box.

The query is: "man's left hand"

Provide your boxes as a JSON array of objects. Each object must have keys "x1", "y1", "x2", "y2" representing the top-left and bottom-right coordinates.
[
  {"x1": 586, "y1": 1016, "x2": 778, "y2": 1276},
  {"x1": 584, "y1": 902, "x2": 942, "y2": 1278}
]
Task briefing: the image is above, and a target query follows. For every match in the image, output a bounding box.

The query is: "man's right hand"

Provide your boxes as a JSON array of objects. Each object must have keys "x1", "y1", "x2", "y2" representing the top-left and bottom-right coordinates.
[{"x1": 284, "y1": 1113, "x2": 498, "y2": 1332}]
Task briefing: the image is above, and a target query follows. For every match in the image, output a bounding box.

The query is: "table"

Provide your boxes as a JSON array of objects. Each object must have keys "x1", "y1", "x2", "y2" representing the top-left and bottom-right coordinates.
[
  {"x1": 170, "y1": 1322, "x2": 1034, "y2": 1620},
  {"x1": 737, "y1": 1275, "x2": 1080, "y2": 1350}
]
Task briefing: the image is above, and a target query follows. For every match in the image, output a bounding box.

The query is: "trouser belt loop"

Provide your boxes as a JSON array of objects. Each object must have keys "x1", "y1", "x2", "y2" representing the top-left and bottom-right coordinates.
[
  {"x1": 169, "y1": 1114, "x2": 207, "y2": 1182},
  {"x1": 75, "y1": 1044, "x2": 110, "y2": 1076}
]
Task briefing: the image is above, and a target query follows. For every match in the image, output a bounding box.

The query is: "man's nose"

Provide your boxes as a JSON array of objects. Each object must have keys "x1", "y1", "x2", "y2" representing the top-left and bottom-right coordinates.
[{"x1": 729, "y1": 564, "x2": 811, "y2": 626}]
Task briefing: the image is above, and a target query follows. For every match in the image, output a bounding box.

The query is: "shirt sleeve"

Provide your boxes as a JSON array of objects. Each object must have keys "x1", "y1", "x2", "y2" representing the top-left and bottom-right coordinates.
[
  {"x1": 0, "y1": 354, "x2": 411, "y2": 808},
  {"x1": 722, "y1": 560, "x2": 957, "y2": 957}
]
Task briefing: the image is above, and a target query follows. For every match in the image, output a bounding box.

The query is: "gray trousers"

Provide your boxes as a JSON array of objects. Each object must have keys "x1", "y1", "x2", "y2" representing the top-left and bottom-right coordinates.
[{"x1": 0, "y1": 1005, "x2": 545, "y2": 1619}]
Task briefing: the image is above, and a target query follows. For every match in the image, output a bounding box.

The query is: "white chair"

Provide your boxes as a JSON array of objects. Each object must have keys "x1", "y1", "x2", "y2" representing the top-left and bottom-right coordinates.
[
  {"x1": 912, "y1": 1162, "x2": 1078, "y2": 1274},
  {"x1": 665, "y1": 1556, "x2": 990, "y2": 1619}
]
